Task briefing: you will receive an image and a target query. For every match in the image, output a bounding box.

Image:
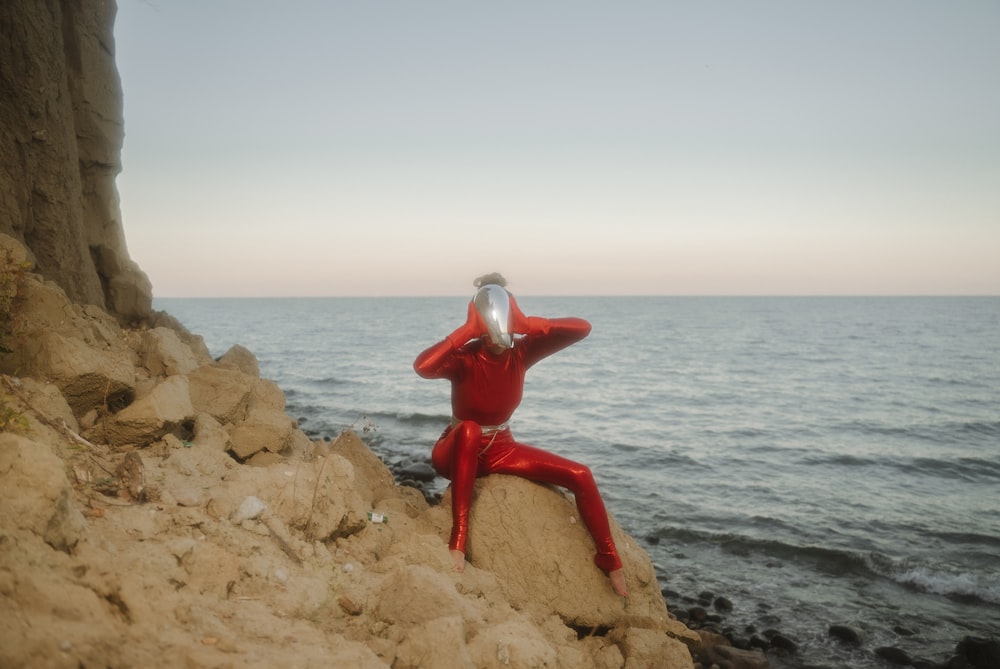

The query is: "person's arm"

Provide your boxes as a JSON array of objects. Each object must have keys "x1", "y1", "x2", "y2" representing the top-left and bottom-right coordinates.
[
  {"x1": 508, "y1": 294, "x2": 591, "y2": 363},
  {"x1": 413, "y1": 301, "x2": 484, "y2": 378}
]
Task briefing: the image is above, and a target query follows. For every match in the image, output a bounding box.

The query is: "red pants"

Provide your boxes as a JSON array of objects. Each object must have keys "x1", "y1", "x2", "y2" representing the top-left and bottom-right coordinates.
[{"x1": 432, "y1": 420, "x2": 622, "y2": 573}]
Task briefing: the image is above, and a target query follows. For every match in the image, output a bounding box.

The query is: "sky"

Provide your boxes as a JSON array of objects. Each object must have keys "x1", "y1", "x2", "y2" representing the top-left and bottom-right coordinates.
[{"x1": 114, "y1": 1, "x2": 1000, "y2": 297}]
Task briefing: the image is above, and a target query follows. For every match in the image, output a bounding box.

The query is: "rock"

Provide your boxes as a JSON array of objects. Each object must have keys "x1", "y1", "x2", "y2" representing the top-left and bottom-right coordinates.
[
  {"x1": 98, "y1": 375, "x2": 194, "y2": 447},
  {"x1": 714, "y1": 595, "x2": 734, "y2": 612},
  {"x1": 399, "y1": 460, "x2": 436, "y2": 482},
  {"x1": 231, "y1": 496, "x2": 267, "y2": 523},
  {"x1": 829, "y1": 624, "x2": 863, "y2": 647},
  {"x1": 0, "y1": 433, "x2": 87, "y2": 552},
  {"x1": 768, "y1": 632, "x2": 798, "y2": 652},
  {"x1": 395, "y1": 616, "x2": 474, "y2": 669},
  {"x1": 703, "y1": 643, "x2": 770, "y2": 669},
  {"x1": 172, "y1": 487, "x2": 204, "y2": 507},
  {"x1": 330, "y1": 430, "x2": 400, "y2": 506},
  {"x1": 876, "y1": 646, "x2": 913, "y2": 665},
  {"x1": 463, "y1": 475, "x2": 672, "y2": 628},
  {"x1": 375, "y1": 564, "x2": 483, "y2": 627},
  {"x1": 14, "y1": 327, "x2": 136, "y2": 420},
  {"x1": 468, "y1": 619, "x2": 560, "y2": 669},
  {"x1": 116, "y1": 451, "x2": 146, "y2": 501},
  {"x1": 228, "y1": 410, "x2": 295, "y2": 460},
  {"x1": 186, "y1": 365, "x2": 254, "y2": 424},
  {"x1": 956, "y1": 636, "x2": 1000, "y2": 668},
  {"x1": 137, "y1": 327, "x2": 200, "y2": 376},
  {"x1": 215, "y1": 344, "x2": 260, "y2": 377},
  {"x1": 609, "y1": 626, "x2": 695, "y2": 669},
  {"x1": 688, "y1": 606, "x2": 708, "y2": 624}
]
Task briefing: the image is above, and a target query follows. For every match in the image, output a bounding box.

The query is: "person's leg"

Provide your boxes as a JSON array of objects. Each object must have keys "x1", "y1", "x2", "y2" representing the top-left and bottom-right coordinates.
[
  {"x1": 484, "y1": 441, "x2": 624, "y2": 579},
  {"x1": 431, "y1": 421, "x2": 483, "y2": 570}
]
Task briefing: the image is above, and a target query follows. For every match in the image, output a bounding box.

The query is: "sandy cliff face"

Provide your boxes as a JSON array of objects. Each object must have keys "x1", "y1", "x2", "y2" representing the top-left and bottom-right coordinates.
[{"x1": 0, "y1": 0, "x2": 151, "y2": 324}]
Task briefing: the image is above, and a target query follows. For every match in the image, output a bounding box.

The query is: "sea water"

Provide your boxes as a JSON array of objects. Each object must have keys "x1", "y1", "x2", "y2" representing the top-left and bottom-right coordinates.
[{"x1": 156, "y1": 296, "x2": 1000, "y2": 668}]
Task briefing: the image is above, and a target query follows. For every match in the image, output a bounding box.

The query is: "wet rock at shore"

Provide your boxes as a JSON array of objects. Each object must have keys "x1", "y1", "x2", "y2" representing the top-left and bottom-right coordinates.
[
  {"x1": 954, "y1": 636, "x2": 1000, "y2": 668},
  {"x1": 828, "y1": 623, "x2": 863, "y2": 647}
]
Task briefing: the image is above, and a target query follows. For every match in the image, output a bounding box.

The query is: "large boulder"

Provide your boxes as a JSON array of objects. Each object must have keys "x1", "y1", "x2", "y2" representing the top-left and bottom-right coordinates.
[
  {"x1": 463, "y1": 475, "x2": 674, "y2": 627},
  {"x1": 15, "y1": 328, "x2": 136, "y2": 420},
  {"x1": 0, "y1": 433, "x2": 87, "y2": 552},
  {"x1": 136, "y1": 326, "x2": 201, "y2": 376},
  {"x1": 0, "y1": 266, "x2": 138, "y2": 419},
  {"x1": 96, "y1": 375, "x2": 195, "y2": 448},
  {"x1": 186, "y1": 365, "x2": 254, "y2": 425}
]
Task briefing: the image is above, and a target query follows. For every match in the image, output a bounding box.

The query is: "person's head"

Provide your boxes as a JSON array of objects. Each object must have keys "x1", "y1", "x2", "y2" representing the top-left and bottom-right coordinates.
[{"x1": 473, "y1": 273, "x2": 512, "y2": 351}]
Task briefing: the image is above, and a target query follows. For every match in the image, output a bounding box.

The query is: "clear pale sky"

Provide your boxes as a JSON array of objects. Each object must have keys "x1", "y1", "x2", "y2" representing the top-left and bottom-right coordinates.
[{"x1": 115, "y1": 1, "x2": 1000, "y2": 297}]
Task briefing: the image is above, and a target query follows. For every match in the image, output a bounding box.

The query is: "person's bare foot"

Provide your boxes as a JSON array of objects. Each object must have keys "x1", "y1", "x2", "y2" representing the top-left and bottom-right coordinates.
[
  {"x1": 450, "y1": 549, "x2": 466, "y2": 572},
  {"x1": 609, "y1": 568, "x2": 627, "y2": 597}
]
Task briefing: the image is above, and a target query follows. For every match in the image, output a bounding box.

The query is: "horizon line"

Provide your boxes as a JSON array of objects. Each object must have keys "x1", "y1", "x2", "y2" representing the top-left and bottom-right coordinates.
[{"x1": 151, "y1": 293, "x2": 1000, "y2": 300}]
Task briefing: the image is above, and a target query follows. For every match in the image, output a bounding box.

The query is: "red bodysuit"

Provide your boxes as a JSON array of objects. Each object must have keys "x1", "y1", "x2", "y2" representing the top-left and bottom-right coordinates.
[{"x1": 413, "y1": 305, "x2": 622, "y2": 574}]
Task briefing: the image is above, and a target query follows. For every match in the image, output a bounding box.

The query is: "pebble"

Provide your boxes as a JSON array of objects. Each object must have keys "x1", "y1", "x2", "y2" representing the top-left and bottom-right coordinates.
[{"x1": 231, "y1": 496, "x2": 266, "y2": 523}]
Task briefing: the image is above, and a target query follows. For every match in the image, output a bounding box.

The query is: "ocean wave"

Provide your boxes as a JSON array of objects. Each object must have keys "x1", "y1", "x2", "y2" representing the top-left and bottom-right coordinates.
[
  {"x1": 840, "y1": 419, "x2": 1000, "y2": 448},
  {"x1": 799, "y1": 447, "x2": 1000, "y2": 482},
  {"x1": 361, "y1": 411, "x2": 452, "y2": 428},
  {"x1": 897, "y1": 456, "x2": 1000, "y2": 482},
  {"x1": 925, "y1": 531, "x2": 1000, "y2": 549},
  {"x1": 652, "y1": 525, "x2": 1000, "y2": 605},
  {"x1": 651, "y1": 525, "x2": 870, "y2": 575},
  {"x1": 864, "y1": 555, "x2": 1000, "y2": 606},
  {"x1": 800, "y1": 453, "x2": 878, "y2": 468}
]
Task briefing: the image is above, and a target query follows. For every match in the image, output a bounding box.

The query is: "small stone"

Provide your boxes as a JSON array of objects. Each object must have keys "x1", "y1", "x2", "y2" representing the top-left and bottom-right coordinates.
[
  {"x1": 688, "y1": 606, "x2": 708, "y2": 624},
  {"x1": 829, "y1": 624, "x2": 863, "y2": 647},
  {"x1": 768, "y1": 633, "x2": 798, "y2": 652},
  {"x1": 338, "y1": 596, "x2": 363, "y2": 616},
  {"x1": 713, "y1": 596, "x2": 733, "y2": 612},
  {"x1": 231, "y1": 496, "x2": 266, "y2": 523},
  {"x1": 399, "y1": 461, "x2": 436, "y2": 482}
]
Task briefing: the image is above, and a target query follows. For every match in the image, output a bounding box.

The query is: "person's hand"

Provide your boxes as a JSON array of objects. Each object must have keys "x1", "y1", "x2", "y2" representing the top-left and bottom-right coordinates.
[
  {"x1": 464, "y1": 299, "x2": 487, "y2": 337},
  {"x1": 447, "y1": 300, "x2": 486, "y2": 348},
  {"x1": 508, "y1": 293, "x2": 550, "y2": 337},
  {"x1": 508, "y1": 293, "x2": 530, "y2": 334}
]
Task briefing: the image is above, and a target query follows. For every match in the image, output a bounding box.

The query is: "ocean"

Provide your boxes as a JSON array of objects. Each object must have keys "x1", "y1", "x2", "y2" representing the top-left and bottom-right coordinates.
[{"x1": 156, "y1": 296, "x2": 1000, "y2": 668}]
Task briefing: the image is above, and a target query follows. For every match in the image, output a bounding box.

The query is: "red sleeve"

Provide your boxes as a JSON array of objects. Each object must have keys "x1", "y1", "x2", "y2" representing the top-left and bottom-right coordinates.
[
  {"x1": 519, "y1": 317, "x2": 591, "y2": 367},
  {"x1": 413, "y1": 338, "x2": 458, "y2": 379},
  {"x1": 413, "y1": 318, "x2": 479, "y2": 379}
]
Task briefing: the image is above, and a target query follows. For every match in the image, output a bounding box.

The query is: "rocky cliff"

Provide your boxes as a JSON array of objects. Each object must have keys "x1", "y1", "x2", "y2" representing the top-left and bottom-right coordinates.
[
  {"x1": 1, "y1": 0, "x2": 151, "y2": 325},
  {"x1": 0, "y1": 3, "x2": 754, "y2": 668},
  {"x1": 1, "y1": 231, "x2": 706, "y2": 668}
]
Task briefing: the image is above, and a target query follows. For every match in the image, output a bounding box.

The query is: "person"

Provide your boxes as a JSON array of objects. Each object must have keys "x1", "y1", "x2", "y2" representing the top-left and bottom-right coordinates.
[{"x1": 413, "y1": 273, "x2": 627, "y2": 597}]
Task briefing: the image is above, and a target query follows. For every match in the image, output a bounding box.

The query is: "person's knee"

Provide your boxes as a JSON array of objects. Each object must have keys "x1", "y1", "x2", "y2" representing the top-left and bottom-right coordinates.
[
  {"x1": 454, "y1": 420, "x2": 483, "y2": 449},
  {"x1": 570, "y1": 463, "x2": 595, "y2": 489}
]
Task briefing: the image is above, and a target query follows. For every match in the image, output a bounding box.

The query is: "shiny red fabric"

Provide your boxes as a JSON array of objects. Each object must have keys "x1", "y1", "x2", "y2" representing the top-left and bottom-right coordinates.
[{"x1": 413, "y1": 312, "x2": 622, "y2": 573}]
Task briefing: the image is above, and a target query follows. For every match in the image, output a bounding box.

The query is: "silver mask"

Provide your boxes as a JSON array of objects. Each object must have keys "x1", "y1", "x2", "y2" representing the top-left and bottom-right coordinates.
[{"x1": 473, "y1": 284, "x2": 513, "y2": 349}]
